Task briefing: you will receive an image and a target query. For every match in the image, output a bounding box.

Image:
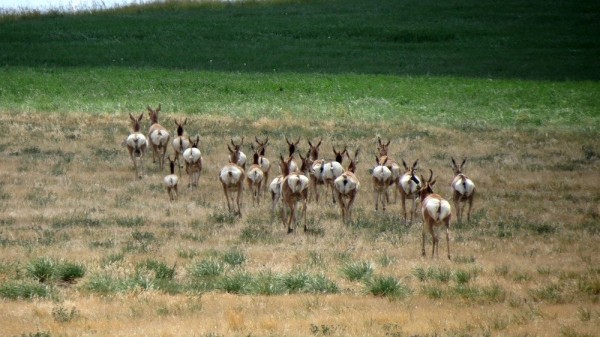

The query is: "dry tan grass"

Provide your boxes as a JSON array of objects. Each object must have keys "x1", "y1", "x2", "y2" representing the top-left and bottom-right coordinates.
[{"x1": 0, "y1": 112, "x2": 599, "y2": 336}]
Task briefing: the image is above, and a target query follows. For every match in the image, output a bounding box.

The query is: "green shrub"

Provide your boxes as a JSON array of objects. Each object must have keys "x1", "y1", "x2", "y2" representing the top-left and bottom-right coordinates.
[
  {"x1": 190, "y1": 259, "x2": 224, "y2": 279},
  {"x1": 136, "y1": 259, "x2": 175, "y2": 280},
  {"x1": 340, "y1": 261, "x2": 374, "y2": 281},
  {"x1": 365, "y1": 276, "x2": 410, "y2": 298},
  {"x1": 26, "y1": 258, "x2": 55, "y2": 283},
  {"x1": 222, "y1": 248, "x2": 246, "y2": 267},
  {"x1": 0, "y1": 281, "x2": 50, "y2": 299},
  {"x1": 55, "y1": 262, "x2": 86, "y2": 283}
]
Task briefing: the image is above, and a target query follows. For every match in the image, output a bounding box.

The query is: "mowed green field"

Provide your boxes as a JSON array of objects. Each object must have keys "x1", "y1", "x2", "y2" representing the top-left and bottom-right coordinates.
[{"x1": 0, "y1": 1, "x2": 599, "y2": 336}]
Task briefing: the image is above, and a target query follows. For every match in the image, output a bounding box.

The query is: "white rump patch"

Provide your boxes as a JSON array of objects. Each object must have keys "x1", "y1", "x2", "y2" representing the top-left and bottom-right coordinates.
[
  {"x1": 126, "y1": 133, "x2": 147, "y2": 148},
  {"x1": 163, "y1": 174, "x2": 178, "y2": 187},
  {"x1": 286, "y1": 174, "x2": 309, "y2": 193},
  {"x1": 247, "y1": 167, "x2": 264, "y2": 183},
  {"x1": 183, "y1": 147, "x2": 202, "y2": 163},
  {"x1": 400, "y1": 174, "x2": 421, "y2": 195},
  {"x1": 423, "y1": 197, "x2": 451, "y2": 221},
  {"x1": 150, "y1": 129, "x2": 170, "y2": 146},
  {"x1": 220, "y1": 166, "x2": 243, "y2": 185},
  {"x1": 452, "y1": 176, "x2": 475, "y2": 196},
  {"x1": 372, "y1": 165, "x2": 392, "y2": 182},
  {"x1": 334, "y1": 174, "x2": 360, "y2": 194}
]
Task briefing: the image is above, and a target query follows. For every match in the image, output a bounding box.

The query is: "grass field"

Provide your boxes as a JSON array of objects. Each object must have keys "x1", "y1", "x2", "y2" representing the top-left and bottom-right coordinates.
[{"x1": 0, "y1": 0, "x2": 599, "y2": 336}]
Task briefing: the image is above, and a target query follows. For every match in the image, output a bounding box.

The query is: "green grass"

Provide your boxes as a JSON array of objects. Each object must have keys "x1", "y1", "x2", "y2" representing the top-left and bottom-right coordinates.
[{"x1": 0, "y1": 0, "x2": 597, "y2": 130}]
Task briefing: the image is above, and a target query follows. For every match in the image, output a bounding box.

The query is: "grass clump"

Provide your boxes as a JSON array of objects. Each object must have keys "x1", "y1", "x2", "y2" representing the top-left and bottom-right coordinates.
[
  {"x1": 340, "y1": 261, "x2": 374, "y2": 282},
  {"x1": 0, "y1": 280, "x2": 50, "y2": 299},
  {"x1": 365, "y1": 276, "x2": 410, "y2": 299}
]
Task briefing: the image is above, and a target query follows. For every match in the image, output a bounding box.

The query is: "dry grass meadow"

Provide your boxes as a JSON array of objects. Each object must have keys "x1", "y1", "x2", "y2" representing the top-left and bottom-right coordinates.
[{"x1": 0, "y1": 112, "x2": 599, "y2": 337}]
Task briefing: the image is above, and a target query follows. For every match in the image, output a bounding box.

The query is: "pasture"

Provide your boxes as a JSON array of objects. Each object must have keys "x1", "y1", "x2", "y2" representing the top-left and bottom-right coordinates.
[{"x1": 0, "y1": 0, "x2": 599, "y2": 336}]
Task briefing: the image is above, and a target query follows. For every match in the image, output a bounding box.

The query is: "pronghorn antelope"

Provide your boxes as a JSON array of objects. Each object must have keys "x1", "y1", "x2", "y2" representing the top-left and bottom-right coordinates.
[
  {"x1": 322, "y1": 146, "x2": 347, "y2": 203},
  {"x1": 279, "y1": 154, "x2": 310, "y2": 233},
  {"x1": 183, "y1": 136, "x2": 203, "y2": 189},
  {"x1": 398, "y1": 159, "x2": 422, "y2": 225},
  {"x1": 284, "y1": 136, "x2": 301, "y2": 173},
  {"x1": 163, "y1": 156, "x2": 179, "y2": 201},
  {"x1": 147, "y1": 105, "x2": 170, "y2": 170},
  {"x1": 126, "y1": 113, "x2": 148, "y2": 180},
  {"x1": 171, "y1": 118, "x2": 189, "y2": 175},
  {"x1": 420, "y1": 169, "x2": 452, "y2": 259},
  {"x1": 219, "y1": 143, "x2": 245, "y2": 217},
  {"x1": 269, "y1": 174, "x2": 284, "y2": 219},
  {"x1": 334, "y1": 149, "x2": 360, "y2": 224},
  {"x1": 372, "y1": 156, "x2": 392, "y2": 211},
  {"x1": 246, "y1": 151, "x2": 265, "y2": 206},
  {"x1": 229, "y1": 138, "x2": 247, "y2": 171},
  {"x1": 451, "y1": 157, "x2": 476, "y2": 224},
  {"x1": 254, "y1": 136, "x2": 271, "y2": 196},
  {"x1": 307, "y1": 139, "x2": 326, "y2": 203},
  {"x1": 376, "y1": 137, "x2": 401, "y2": 202}
]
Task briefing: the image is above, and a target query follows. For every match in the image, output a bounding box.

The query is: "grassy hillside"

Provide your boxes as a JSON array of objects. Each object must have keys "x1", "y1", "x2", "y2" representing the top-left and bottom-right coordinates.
[
  {"x1": 0, "y1": 1, "x2": 598, "y2": 336},
  {"x1": 1, "y1": 0, "x2": 598, "y2": 129},
  {"x1": 1, "y1": 0, "x2": 598, "y2": 80}
]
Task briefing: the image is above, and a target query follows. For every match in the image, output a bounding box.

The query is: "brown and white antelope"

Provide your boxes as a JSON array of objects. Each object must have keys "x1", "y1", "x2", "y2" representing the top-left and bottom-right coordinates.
[
  {"x1": 322, "y1": 146, "x2": 347, "y2": 204},
  {"x1": 451, "y1": 157, "x2": 476, "y2": 224},
  {"x1": 229, "y1": 137, "x2": 247, "y2": 171},
  {"x1": 398, "y1": 159, "x2": 422, "y2": 225},
  {"x1": 307, "y1": 139, "x2": 326, "y2": 203},
  {"x1": 126, "y1": 113, "x2": 148, "y2": 180},
  {"x1": 372, "y1": 156, "x2": 392, "y2": 211},
  {"x1": 147, "y1": 105, "x2": 170, "y2": 170},
  {"x1": 183, "y1": 136, "x2": 202, "y2": 189},
  {"x1": 171, "y1": 118, "x2": 189, "y2": 175},
  {"x1": 219, "y1": 143, "x2": 245, "y2": 217},
  {"x1": 279, "y1": 154, "x2": 310, "y2": 233},
  {"x1": 246, "y1": 151, "x2": 265, "y2": 206},
  {"x1": 254, "y1": 136, "x2": 271, "y2": 196},
  {"x1": 163, "y1": 156, "x2": 179, "y2": 201},
  {"x1": 377, "y1": 137, "x2": 401, "y2": 202},
  {"x1": 334, "y1": 149, "x2": 360, "y2": 224},
  {"x1": 284, "y1": 137, "x2": 301, "y2": 173},
  {"x1": 269, "y1": 174, "x2": 284, "y2": 220},
  {"x1": 419, "y1": 169, "x2": 452, "y2": 259}
]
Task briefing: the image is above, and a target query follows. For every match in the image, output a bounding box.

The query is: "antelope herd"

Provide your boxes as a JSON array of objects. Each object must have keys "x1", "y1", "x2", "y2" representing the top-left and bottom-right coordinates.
[{"x1": 125, "y1": 108, "x2": 477, "y2": 258}]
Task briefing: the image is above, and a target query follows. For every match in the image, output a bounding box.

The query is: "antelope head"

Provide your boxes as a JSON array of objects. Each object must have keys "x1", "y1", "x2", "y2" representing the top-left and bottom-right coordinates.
[
  {"x1": 299, "y1": 149, "x2": 312, "y2": 174},
  {"x1": 451, "y1": 157, "x2": 467, "y2": 176},
  {"x1": 419, "y1": 169, "x2": 437, "y2": 201},
  {"x1": 129, "y1": 113, "x2": 143, "y2": 132},
  {"x1": 189, "y1": 135, "x2": 200, "y2": 148},
  {"x1": 255, "y1": 136, "x2": 269, "y2": 156},
  {"x1": 279, "y1": 153, "x2": 292, "y2": 177},
  {"x1": 346, "y1": 149, "x2": 360, "y2": 173},
  {"x1": 377, "y1": 136, "x2": 391, "y2": 157},
  {"x1": 402, "y1": 159, "x2": 421, "y2": 186},
  {"x1": 147, "y1": 104, "x2": 162, "y2": 124},
  {"x1": 333, "y1": 146, "x2": 347, "y2": 164},
  {"x1": 174, "y1": 118, "x2": 187, "y2": 136},
  {"x1": 285, "y1": 136, "x2": 300, "y2": 157},
  {"x1": 308, "y1": 139, "x2": 322, "y2": 161},
  {"x1": 228, "y1": 143, "x2": 242, "y2": 165}
]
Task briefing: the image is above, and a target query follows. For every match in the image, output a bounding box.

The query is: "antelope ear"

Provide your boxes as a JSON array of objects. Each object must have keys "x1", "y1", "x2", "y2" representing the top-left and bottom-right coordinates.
[
  {"x1": 413, "y1": 159, "x2": 419, "y2": 169},
  {"x1": 157, "y1": 104, "x2": 161, "y2": 112},
  {"x1": 138, "y1": 112, "x2": 144, "y2": 121},
  {"x1": 451, "y1": 157, "x2": 457, "y2": 167},
  {"x1": 147, "y1": 106, "x2": 153, "y2": 113},
  {"x1": 129, "y1": 113, "x2": 136, "y2": 121},
  {"x1": 402, "y1": 159, "x2": 408, "y2": 170},
  {"x1": 461, "y1": 158, "x2": 467, "y2": 168}
]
